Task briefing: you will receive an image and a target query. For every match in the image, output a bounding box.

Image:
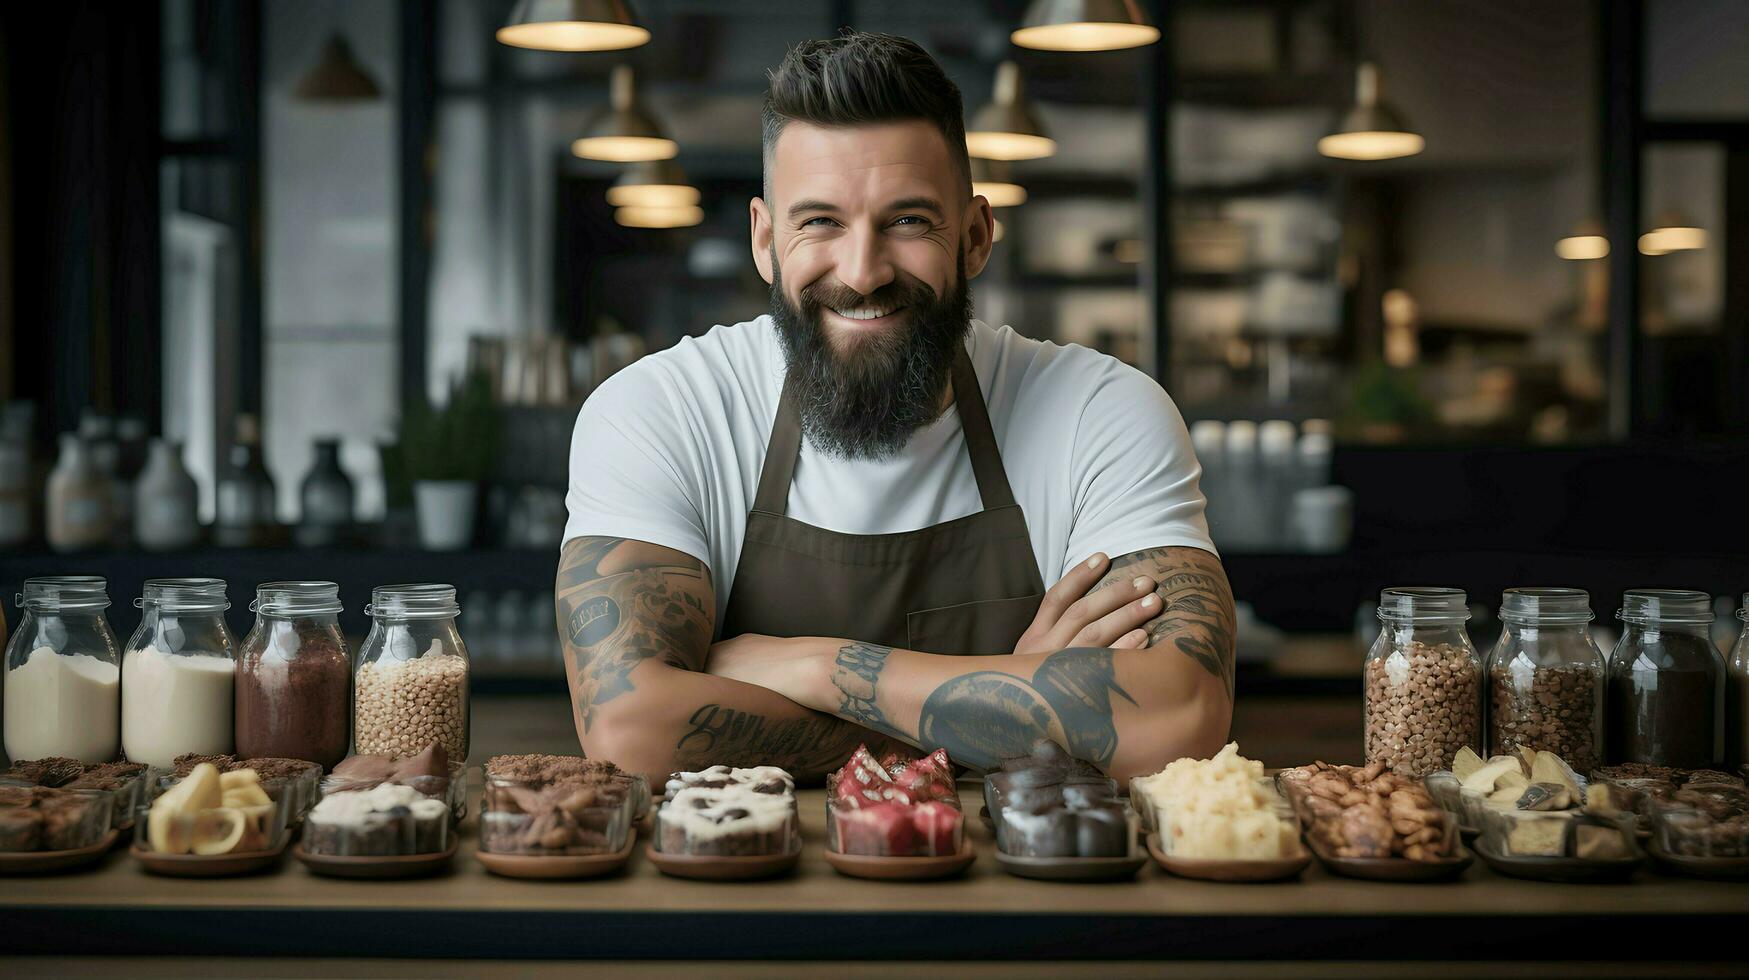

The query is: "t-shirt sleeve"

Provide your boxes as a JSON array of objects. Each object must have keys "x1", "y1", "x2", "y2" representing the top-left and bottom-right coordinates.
[
  {"x1": 562, "y1": 364, "x2": 712, "y2": 573},
  {"x1": 1060, "y1": 360, "x2": 1216, "y2": 582}
]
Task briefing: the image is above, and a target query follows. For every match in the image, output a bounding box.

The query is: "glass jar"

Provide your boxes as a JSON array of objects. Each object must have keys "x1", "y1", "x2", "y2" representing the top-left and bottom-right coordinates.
[
  {"x1": 1363, "y1": 586, "x2": 1482, "y2": 777},
  {"x1": 120, "y1": 578, "x2": 236, "y2": 769},
  {"x1": 1729, "y1": 595, "x2": 1748, "y2": 772},
  {"x1": 133, "y1": 438, "x2": 200, "y2": 552},
  {"x1": 46, "y1": 433, "x2": 112, "y2": 552},
  {"x1": 235, "y1": 581, "x2": 351, "y2": 768},
  {"x1": 355, "y1": 584, "x2": 470, "y2": 764},
  {"x1": 1485, "y1": 588, "x2": 1605, "y2": 772},
  {"x1": 1607, "y1": 589, "x2": 1723, "y2": 768},
  {"x1": 3, "y1": 576, "x2": 120, "y2": 763}
]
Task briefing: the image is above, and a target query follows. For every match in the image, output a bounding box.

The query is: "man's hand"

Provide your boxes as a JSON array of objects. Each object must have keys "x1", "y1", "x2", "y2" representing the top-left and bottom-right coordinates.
[{"x1": 1010, "y1": 552, "x2": 1159, "y2": 656}]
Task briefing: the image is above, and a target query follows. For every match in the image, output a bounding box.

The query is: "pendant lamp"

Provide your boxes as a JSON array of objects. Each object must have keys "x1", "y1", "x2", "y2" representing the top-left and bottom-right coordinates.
[
  {"x1": 615, "y1": 205, "x2": 704, "y2": 228},
  {"x1": 607, "y1": 160, "x2": 700, "y2": 209},
  {"x1": 967, "y1": 62, "x2": 1055, "y2": 161},
  {"x1": 1318, "y1": 62, "x2": 1424, "y2": 161},
  {"x1": 1012, "y1": 0, "x2": 1159, "y2": 52},
  {"x1": 294, "y1": 35, "x2": 381, "y2": 101},
  {"x1": 497, "y1": 0, "x2": 649, "y2": 52},
  {"x1": 572, "y1": 66, "x2": 677, "y2": 162},
  {"x1": 971, "y1": 159, "x2": 1027, "y2": 208}
]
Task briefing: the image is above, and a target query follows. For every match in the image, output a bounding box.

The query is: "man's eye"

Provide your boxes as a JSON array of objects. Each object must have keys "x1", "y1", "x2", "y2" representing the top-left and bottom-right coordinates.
[
  {"x1": 803, "y1": 216, "x2": 837, "y2": 228},
  {"x1": 892, "y1": 215, "x2": 926, "y2": 226}
]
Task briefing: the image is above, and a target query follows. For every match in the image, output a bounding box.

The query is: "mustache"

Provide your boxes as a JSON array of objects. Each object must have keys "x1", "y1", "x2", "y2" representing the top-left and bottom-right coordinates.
[{"x1": 798, "y1": 276, "x2": 938, "y2": 315}]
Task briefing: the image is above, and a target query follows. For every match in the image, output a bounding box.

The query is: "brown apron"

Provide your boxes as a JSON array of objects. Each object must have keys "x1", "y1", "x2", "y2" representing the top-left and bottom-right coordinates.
[{"x1": 720, "y1": 348, "x2": 1046, "y2": 655}]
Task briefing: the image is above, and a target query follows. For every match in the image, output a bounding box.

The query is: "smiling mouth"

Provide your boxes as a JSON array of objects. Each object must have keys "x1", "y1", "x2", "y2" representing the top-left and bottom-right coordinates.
[{"x1": 826, "y1": 304, "x2": 907, "y2": 324}]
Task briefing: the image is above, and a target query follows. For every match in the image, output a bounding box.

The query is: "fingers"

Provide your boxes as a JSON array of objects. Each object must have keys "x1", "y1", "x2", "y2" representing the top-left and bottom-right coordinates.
[
  {"x1": 1042, "y1": 570, "x2": 1154, "y2": 647},
  {"x1": 1112, "y1": 628, "x2": 1149, "y2": 649},
  {"x1": 1069, "y1": 590, "x2": 1161, "y2": 648},
  {"x1": 1036, "y1": 552, "x2": 1110, "y2": 626}
]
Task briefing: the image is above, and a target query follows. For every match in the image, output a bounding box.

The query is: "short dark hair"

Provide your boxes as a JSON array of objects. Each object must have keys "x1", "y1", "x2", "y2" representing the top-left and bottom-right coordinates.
[{"x1": 762, "y1": 31, "x2": 970, "y2": 197}]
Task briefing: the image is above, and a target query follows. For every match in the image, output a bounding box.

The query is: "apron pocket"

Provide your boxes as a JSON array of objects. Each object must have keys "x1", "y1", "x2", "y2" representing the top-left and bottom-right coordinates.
[{"x1": 906, "y1": 594, "x2": 1044, "y2": 656}]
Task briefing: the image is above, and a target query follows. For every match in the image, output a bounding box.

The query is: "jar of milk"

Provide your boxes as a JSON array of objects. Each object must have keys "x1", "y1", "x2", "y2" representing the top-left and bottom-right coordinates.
[
  {"x1": 120, "y1": 578, "x2": 237, "y2": 768},
  {"x1": 3, "y1": 576, "x2": 121, "y2": 763}
]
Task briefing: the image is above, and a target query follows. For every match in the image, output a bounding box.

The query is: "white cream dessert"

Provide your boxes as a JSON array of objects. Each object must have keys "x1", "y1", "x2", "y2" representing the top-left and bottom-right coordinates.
[{"x1": 656, "y1": 784, "x2": 798, "y2": 856}]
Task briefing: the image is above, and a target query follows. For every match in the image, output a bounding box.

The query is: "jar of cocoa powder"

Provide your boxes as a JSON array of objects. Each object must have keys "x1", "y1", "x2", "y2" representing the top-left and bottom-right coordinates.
[
  {"x1": 355, "y1": 584, "x2": 470, "y2": 764},
  {"x1": 1364, "y1": 587, "x2": 1482, "y2": 777},
  {"x1": 1485, "y1": 588, "x2": 1605, "y2": 772},
  {"x1": 234, "y1": 581, "x2": 351, "y2": 768},
  {"x1": 1607, "y1": 589, "x2": 1723, "y2": 769}
]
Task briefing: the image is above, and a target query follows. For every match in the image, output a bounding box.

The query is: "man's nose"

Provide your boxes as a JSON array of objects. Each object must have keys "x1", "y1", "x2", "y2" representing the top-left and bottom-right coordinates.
[{"x1": 833, "y1": 224, "x2": 896, "y2": 299}]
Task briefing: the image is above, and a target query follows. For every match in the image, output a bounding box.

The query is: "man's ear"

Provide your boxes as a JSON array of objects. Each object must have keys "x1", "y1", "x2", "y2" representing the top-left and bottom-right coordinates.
[
  {"x1": 962, "y1": 195, "x2": 996, "y2": 279},
  {"x1": 750, "y1": 196, "x2": 774, "y2": 284}
]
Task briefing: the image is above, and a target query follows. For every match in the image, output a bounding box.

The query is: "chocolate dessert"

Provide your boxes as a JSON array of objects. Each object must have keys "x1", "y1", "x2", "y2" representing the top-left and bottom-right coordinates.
[
  {"x1": 304, "y1": 783, "x2": 449, "y2": 856},
  {"x1": 0, "y1": 786, "x2": 110, "y2": 852},
  {"x1": 480, "y1": 754, "x2": 639, "y2": 856},
  {"x1": 1, "y1": 757, "x2": 85, "y2": 787}
]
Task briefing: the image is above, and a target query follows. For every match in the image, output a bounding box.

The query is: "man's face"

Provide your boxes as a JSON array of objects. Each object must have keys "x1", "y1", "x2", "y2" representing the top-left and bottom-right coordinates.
[{"x1": 751, "y1": 120, "x2": 996, "y2": 459}]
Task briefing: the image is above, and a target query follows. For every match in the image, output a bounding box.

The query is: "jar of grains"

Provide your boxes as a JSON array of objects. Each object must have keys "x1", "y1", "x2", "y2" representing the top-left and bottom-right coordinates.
[
  {"x1": 354, "y1": 584, "x2": 469, "y2": 763},
  {"x1": 1364, "y1": 587, "x2": 1482, "y2": 777},
  {"x1": 235, "y1": 581, "x2": 351, "y2": 768},
  {"x1": 1607, "y1": 589, "x2": 1723, "y2": 769},
  {"x1": 1485, "y1": 588, "x2": 1605, "y2": 772}
]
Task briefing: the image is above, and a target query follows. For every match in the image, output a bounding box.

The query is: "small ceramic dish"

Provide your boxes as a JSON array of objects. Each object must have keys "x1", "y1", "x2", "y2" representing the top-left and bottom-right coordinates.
[
  {"x1": 1306, "y1": 838, "x2": 1472, "y2": 882},
  {"x1": 823, "y1": 841, "x2": 976, "y2": 880},
  {"x1": 476, "y1": 835, "x2": 636, "y2": 880},
  {"x1": 132, "y1": 835, "x2": 290, "y2": 877},
  {"x1": 644, "y1": 844, "x2": 801, "y2": 881},
  {"x1": 0, "y1": 829, "x2": 119, "y2": 875},
  {"x1": 1145, "y1": 834, "x2": 1310, "y2": 882},
  {"x1": 293, "y1": 836, "x2": 458, "y2": 879},
  {"x1": 993, "y1": 848, "x2": 1147, "y2": 882},
  {"x1": 1472, "y1": 836, "x2": 1641, "y2": 884}
]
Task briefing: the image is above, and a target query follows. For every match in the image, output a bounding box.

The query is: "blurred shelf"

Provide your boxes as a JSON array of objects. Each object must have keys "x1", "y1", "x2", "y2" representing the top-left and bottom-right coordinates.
[{"x1": 1016, "y1": 272, "x2": 1138, "y2": 289}]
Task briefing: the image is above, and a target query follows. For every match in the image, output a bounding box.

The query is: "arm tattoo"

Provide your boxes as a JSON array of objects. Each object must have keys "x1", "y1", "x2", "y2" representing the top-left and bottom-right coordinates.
[
  {"x1": 675, "y1": 703, "x2": 868, "y2": 778},
  {"x1": 555, "y1": 536, "x2": 711, "y2": 732},
  {"x1": 916, "y1": 649, "x2": 1131, "y2": 770},
  {"x1": 831, "y1": 642, "x2": 899, "y2": 735},
  {"x1": 1095, "y1": 546, "x2": 1235, "y2": 695}
]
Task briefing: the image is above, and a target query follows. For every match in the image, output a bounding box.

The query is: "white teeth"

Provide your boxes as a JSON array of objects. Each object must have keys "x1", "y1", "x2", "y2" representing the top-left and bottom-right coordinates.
[{"x1": 832, "y1": 306, "x2": 895, "y2": 321}]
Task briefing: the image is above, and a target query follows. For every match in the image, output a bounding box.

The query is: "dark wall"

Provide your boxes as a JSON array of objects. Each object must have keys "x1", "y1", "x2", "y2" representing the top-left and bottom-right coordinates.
[{"x1": 1, "y1": 2, "x2": 161, "y2": 448}]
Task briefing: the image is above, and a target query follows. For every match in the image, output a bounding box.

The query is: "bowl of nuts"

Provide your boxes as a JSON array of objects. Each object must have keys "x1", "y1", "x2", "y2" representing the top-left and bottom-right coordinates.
[{"x1": 1282, "y1": 760, "x2": 1472, "y2": 882}]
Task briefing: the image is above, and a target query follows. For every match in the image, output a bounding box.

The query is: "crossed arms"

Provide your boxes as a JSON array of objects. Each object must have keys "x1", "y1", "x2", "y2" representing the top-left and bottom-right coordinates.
[{"x1": 557, "y1": 536, "x2": 1235, "y2": 785}]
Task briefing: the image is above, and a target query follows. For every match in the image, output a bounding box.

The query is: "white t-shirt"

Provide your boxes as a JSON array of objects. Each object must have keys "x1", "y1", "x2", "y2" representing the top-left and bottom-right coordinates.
[{"x1": 564, "y1": 316, "x2": 1215, "y2": 636}]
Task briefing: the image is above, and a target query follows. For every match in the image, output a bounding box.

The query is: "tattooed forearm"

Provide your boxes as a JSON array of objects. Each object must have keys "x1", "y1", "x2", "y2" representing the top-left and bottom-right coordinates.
[
  {"x1": 675, "y1": 703, "x2": 868, "y2": 776},
  {"x1": 831, "y1": 642, "x2": 900, "y2": 736},
  {"x1": 556, "y1": 536, "x2": 711, "y2": 733},
  {"x1": 1095, "y1": 546, "x2": 1235, "y2": 694},
  {"x1": 914, "y1": 648, "x2": 1131, "y2": 770}
]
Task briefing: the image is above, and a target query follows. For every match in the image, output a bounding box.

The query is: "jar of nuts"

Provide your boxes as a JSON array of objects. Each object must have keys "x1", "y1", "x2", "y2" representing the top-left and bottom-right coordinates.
[
  {"x1": 1364, "y1": 587, "x2": 1481, "y2": 778},
  {"x1": 355, "y1": 584, "x2": 470, "y2": 765},
  {"x1": 1485, "y1": 588, "x2": 1604, "y2": 773}
]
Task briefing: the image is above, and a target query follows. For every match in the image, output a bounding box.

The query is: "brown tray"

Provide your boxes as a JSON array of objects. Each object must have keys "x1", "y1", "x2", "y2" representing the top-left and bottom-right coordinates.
[
  {"x1": 293, "y1": 836, "x2": 459, "y2": 879},
  {"x1": 1306, "y1": 838, "x2": 1472, "y2": 882},
  {"x1": 1472, "y1": 836, "x2": 1642, "y2": 883},
  {"x1": 1145, "y1": 834, "x2": 1310, "y2": 882},
  {"x1": 477, "y1": 835, "x2": 636, "y2": 880},
  {"x1": 0, "y1": 830, "x2": 119, "y2": 875},
  {"x1": 132, "y1": 836, "x2": 290, "y2": 877},
  {"x1": 823, "y1": 842, "x2": 976, "y2": 881},
  {"x1": 644, "y1": 844, "x2": 801, "y2": 881},
  {"x1": 1647, "y1": 842, "x2": 1749, "y2": 881},
  {"x1": 993, "y1": 848, "x2": 1147, "y2": 882}
]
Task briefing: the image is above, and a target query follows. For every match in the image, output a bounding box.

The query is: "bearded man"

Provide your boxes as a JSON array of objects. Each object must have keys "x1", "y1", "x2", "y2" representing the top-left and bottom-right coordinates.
[{"x1": 558, "y1": 31, "x2": 1232, "y2": 785}]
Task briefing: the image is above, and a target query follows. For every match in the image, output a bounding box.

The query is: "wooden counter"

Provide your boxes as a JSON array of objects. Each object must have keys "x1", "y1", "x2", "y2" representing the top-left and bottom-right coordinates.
[
  {"x1": 4, "y1": 777, "x2": 1745, "y2": 964},
  {"x1": 4, "y1": 698, "x2": 1744, "y2": 965}
]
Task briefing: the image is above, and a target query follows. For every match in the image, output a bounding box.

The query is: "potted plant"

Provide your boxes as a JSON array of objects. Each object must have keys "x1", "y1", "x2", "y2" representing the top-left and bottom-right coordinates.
[{"x1": 399, "y1": 372, "x2": 500, "y2": 550}]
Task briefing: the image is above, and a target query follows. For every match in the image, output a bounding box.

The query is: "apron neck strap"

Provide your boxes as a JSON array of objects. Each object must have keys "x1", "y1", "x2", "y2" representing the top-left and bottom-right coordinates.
[{"x1": 754, "y1": 344, "x2": 1018, "y2": 516}]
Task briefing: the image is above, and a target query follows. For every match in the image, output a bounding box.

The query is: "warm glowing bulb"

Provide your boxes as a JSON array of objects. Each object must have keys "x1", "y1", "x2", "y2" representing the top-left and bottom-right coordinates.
[
  {"x1": 992, "y1": 218, "x2": 1006, "y2": 243},
  {"x1": 572, "y1": 135, "x2": 678, "y2": 163},
  {"x1": 1011, "y1": 22, "x2": 1159, "y2": 51},
  {"x1": 615, "y1": 205, "x2": 704, "y2": 228},
  {"x1": 606, "y1": 183, "x2": 700, "y2": 208},
  {"x1": 1638, "y1": 226, "x2": 1707, "y2": 255},
  {"x1": 496, "y1": 22, "x2": 649, "y2": 52},
  {"x1": 1317, "y1": 131, "x2": 1425, "y2": 161},
  {"x1": 973, "y1": 180, "x2": 1027, "y2": 208},
  {"x1": 1555, "y1": 235, "x2": 1609, "y2": 260},
  {"x1": 965, "y1": 132, "x2": 1057, "y2": 162}
]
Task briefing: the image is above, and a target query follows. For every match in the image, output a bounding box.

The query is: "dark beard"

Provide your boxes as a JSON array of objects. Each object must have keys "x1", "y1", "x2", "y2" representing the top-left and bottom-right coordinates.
[{"x1": 769, "y1": 254, "x2": 972, "y2": 460}]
